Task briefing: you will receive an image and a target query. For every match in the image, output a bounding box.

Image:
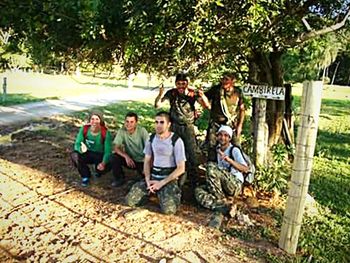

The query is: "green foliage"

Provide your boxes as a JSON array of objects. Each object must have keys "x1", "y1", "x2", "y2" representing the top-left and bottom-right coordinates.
[
  {"x1": 72, "y1": 101, "x2": 158, "y2": 133},
  {"x1": 299, "y1": 207, "x2": 350, "y2": 263},
  {"x1": 328, "y1": 52, "x2": 350, "y2": 85},
  {"x1": 255, "y1": 144, "x2": 292, "y2": 194},
  {"x1": 3, "y1": 0, "x2": 348, "y2": 80},
  {"x1": 283, "y1": 34, "x2": 344, "y2": 82},
  {"x1": 0, "y1": 94, "x2": 46, "y2": 106},
  {"x1": 1, "y1": 53, "x2": 32, "y2": 70},
  {"x1": 255, "y1": 164, "x2": 289, "y2": 194},
  {"x1": 288, "y1": 91, "x2": 350, "y2": 262},
  {"x1": 195, "y1": 108, "x2": 210, "y2": 132},
  {"x1": 270, "y1": 144, "x2": 290, "y2": 165},
  {"x1": 1, "y1": 0, "x2": 127, "y2": 71}
]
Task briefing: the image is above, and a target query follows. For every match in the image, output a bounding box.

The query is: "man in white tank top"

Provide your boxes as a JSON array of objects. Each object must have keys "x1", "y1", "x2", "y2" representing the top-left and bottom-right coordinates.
[{"x1": 125, "y1": 111, "x2": 186, "y2": 214}]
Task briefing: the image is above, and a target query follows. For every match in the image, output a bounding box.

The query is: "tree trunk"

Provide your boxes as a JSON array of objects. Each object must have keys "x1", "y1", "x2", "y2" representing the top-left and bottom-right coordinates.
[
  {"x1": 331, "y1": 61, "x2": 340, "y2": 85},
  {"x1": 249, "y1": 50, "x2": 285, "y2": 163},
  {"x1": 322, "y1": 67, "x2": 326, "y2": 81},
  {"x1": 249, "y1": 50, "x2": 285, "y2": 162},
  {"x1": 266, "y1": 51, "x2": 285, "y2": 148},
  {"x1": 248, "y1": 55, "x2": 268, "y2": 166},
  {"x1": 284, "y1": 84, "x2": 294, "y2": 147}
]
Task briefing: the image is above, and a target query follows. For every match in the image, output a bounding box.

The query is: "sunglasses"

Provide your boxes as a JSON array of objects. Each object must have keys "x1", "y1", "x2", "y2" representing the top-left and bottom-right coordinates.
[{"x1": 155, "y1": 120, "x2": 165, "y2": 124}]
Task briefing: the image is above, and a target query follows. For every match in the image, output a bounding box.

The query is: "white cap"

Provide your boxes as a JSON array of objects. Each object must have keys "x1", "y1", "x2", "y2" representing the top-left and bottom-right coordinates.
[{"x1": 217, "y1": 125, "x2": 233, "y2": 138}]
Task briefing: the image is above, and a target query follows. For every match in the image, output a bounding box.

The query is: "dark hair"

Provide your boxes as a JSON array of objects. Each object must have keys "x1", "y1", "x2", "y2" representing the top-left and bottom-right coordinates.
[
  {"x1": 89, "y1": 110, "x2": 105, "y2": 126},
  {"x1": 222, "y1": 72, "x2": 237, "y2": 81},
  {"x1": 125, "y1": 112, "x2": 138, "y2": 122},
  {"x1": 156, "y1": 111, "x2": 171, "y2": 122},
  {"x1": 175, "y1": 73, "x2": 188, "y2": 83}
]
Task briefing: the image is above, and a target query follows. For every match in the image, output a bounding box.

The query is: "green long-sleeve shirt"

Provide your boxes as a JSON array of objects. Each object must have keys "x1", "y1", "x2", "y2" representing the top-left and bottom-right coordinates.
[{"x1": 74, "y1": 126, "x2": 112, "y2": 164}]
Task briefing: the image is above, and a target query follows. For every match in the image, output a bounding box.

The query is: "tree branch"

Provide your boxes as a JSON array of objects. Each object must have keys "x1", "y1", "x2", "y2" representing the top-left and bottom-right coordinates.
[{"x1": 290, "y1": 8, "x2": 350, "y2": 46}]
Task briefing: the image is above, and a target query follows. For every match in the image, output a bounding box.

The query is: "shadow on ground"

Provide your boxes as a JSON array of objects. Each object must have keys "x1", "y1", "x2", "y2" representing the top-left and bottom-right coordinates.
[
  {"x1": 0, "y1": 111, "x2": 287, "y2": 262},
  {"x1": 0, "y1": 115, "x2": 209, "y2": 225}
]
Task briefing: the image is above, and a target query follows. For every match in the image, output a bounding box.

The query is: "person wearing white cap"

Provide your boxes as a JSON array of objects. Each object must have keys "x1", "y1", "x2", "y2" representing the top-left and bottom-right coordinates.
[{"x1": 195, "y1": 125, "x2": 249, "y2": 228}]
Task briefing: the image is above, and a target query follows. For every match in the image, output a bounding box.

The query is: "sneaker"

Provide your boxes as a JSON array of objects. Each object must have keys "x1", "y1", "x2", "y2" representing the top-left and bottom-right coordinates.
[
  {"x1": 94, "y1": 172, "x2": 102, "y2": 178},
  {"x1": 208, "y1": 212, "x2": 224, "y2": 229},
  {"x1": 111, "y1": 179, "x2": 125, "y2": 187},
  {"x1": 81, "y1": 177, "x2": 89, "y2": 187}
]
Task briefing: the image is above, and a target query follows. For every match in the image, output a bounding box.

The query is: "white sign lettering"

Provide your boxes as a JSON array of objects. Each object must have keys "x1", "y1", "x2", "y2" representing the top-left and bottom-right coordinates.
[{"x1": 243, "y1": 84, "x2": 285, "y2": 100}]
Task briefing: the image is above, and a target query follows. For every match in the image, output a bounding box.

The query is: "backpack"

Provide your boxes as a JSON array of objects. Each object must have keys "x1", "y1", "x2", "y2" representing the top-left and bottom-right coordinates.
[
  {"x1": 83, "y1": 124, "x2": 107, "y2": 144},
  {"x1": 229, "y1": 145, "x2": 255, "y2": 185},
  {"x1": 149, "y1": 132, "x2": 180, "y2": 149},
  {"x1": 149, "y1": 132, "x2": 187, "y2": 186}
]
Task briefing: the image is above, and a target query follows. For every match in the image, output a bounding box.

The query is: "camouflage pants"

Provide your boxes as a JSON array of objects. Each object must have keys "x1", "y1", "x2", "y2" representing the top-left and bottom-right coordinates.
[
  {"x1": 172, "y1": 123, "x2": 199, "y2": 184},
  {"x1": 125, "y1": 180, "x2": 181, "y2": 215},
  {"x1": 195, "y1": 162, "x2": 242, "y2": 212}
]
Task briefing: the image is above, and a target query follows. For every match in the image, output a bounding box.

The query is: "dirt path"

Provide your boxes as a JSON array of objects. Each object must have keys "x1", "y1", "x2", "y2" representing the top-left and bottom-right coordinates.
[
  {"x1": 0, "y1": 158, "x2": 257, "y2": 262},
  {"x1": 0, "y1": 88, "x2": 157, "y2": 126},
  {"x1": 0, "y1": 113, "x2": 282, "y2": 262}
]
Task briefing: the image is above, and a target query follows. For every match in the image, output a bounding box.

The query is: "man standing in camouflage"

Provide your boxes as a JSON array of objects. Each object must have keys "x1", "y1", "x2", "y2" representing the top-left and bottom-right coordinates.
[
  {"x1": 125, "y1": 111, "x2": 186, "y2": 215},
  {"x1": 155, "y1": 73, "x2": 209, "y2": 188},
  {"x1": 205, "y1": 73, "x2": 245, "y2": 161},
  {"x1": 195, "y1": 125, "x2": 249, "y2": 228}
]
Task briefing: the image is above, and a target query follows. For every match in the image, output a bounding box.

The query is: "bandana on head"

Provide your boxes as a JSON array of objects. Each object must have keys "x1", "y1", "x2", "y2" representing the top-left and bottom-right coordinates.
[{"x1": 217, "y1": 125, "x2": 233, "y2": 138}]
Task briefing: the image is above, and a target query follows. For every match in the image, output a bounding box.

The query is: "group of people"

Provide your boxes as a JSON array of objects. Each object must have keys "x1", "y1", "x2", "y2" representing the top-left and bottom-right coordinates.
[{"x1": 71, "y1": 72, "x2": 249, "y2": 228}]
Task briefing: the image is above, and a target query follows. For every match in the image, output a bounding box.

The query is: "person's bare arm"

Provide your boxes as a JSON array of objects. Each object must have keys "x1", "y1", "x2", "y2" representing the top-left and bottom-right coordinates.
[
  {"x1": 225, "y1": 156, "x2": 248, "y2": 173},
  {"x1": 196, "y1": 87, "x2": 211, "y2": 109},
  {"x1": 218, "y1": 149, "x2": 248, "y2": 173},
  {"x1": 143, "y1": 154, "x2": 152, "y2": 188},
  {"x1": 236, "y1": 103, "x2": 245, "y2": 138},
  {"x1": 148, "y1": 161, "x2": 185, "y2": 192},
  {"x1": 154, "y1": 85, "x2": 166, "y2": 108},
  {"x1": 114, "y1": 145, "x2": 135, "y2": 168}
]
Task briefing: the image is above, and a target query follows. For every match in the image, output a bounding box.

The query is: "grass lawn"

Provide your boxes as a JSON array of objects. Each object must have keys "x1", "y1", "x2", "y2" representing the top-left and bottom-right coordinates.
[
  {"x1": 0, "y1": 71, "x2": 173, "y2": 106},
  {"x1": 266, "y1": 84, "x2": 350, "y2": 262},
  {"x1": 292, "y1": 82, "x2": 350, "y2": 100},
  {"x1": 297, "y1": 92, "x2": 350, "y2": 262}
]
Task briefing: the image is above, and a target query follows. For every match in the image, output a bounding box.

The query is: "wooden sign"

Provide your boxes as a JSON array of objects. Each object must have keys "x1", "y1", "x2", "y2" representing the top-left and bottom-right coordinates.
[{"x1": 243, "y1": 84, "x2": 285, "y2": 100}]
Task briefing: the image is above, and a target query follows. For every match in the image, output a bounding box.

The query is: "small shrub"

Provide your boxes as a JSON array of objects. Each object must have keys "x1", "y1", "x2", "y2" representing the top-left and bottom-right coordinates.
[{"x1": 255, "y1": 144, "x2": 292, "y2": 194}]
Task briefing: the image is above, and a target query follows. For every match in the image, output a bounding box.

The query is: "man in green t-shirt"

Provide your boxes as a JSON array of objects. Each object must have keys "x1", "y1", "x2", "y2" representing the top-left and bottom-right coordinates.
[{"x1": 110, "y1": 112, "x2": 149, "y2": 187}]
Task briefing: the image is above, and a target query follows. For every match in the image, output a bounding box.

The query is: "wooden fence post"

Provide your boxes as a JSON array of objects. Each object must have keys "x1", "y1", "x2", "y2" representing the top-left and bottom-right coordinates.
[
  {"x1": 253, "y1": 98, "x2": 267, "y2": 166},
  {"x1": 279, "y1": 80, "x2": 323, "y2": 254}
]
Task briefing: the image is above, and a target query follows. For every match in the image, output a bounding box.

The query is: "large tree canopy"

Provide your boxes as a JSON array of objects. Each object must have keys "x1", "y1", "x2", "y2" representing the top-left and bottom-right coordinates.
[
  {"x1": 1, "y1": 0, "x2": 127, "y2": 69},
  {"x1": 122, "y1": 0, "x2": 350, "y2": 78},
  {"x1": 2, "y1": 0, "x2": 349, "y2": 75},
  {"x1": 1, "y1": 0, "x2": 349, "y2": 149}
]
